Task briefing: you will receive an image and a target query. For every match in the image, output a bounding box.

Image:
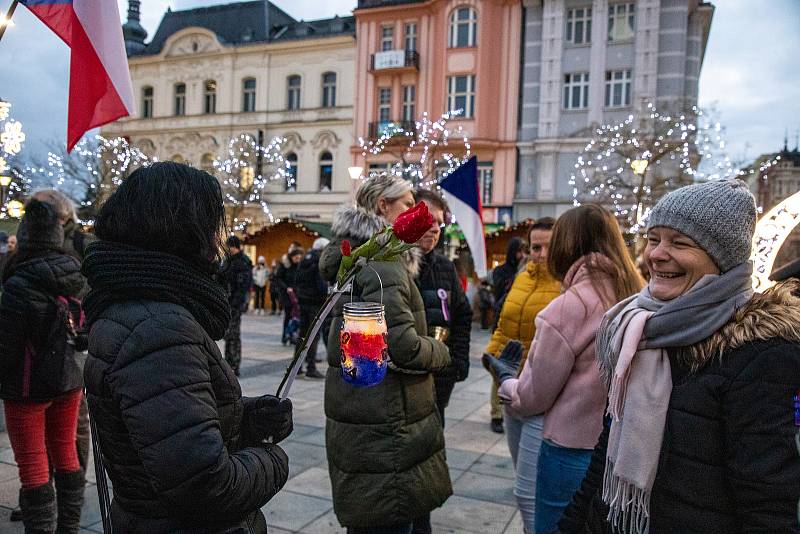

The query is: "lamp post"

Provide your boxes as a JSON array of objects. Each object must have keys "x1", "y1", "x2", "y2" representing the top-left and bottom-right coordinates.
[
  {"x1": 348, "y1": 166, "x2": 364, "y2": 181},
  {"x1": 0, "y1": 174, "x2": 11, "y2": 209}
]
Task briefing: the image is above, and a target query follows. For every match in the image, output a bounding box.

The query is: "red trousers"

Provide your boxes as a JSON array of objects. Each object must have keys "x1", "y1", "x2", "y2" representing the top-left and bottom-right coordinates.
[{"x1": 4, "y1": 389, "x2": 83, "y2": 489}]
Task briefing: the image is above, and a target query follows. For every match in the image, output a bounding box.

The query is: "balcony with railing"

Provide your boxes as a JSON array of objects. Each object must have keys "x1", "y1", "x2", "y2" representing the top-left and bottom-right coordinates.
[
  {"x1": 367, "y1": 120, "x2": 415, "y2": 140},
  {"x1": 370, "y1": 49, "x2": 420, "y2": 73}
]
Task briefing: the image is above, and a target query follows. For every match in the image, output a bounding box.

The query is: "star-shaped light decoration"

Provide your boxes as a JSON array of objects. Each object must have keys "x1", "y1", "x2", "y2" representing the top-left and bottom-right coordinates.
[{"x1": 1, "y1": 120, "x2": 25, "y2": 155}]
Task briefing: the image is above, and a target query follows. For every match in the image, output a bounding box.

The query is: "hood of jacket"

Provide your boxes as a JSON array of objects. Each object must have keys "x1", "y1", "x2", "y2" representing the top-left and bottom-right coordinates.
[
  {"x1": 690, "y1": 279, "x2": 800, "y2": 365},
  {"x1": 325, "y1": 204, "x2": 422, "y2": 279}
]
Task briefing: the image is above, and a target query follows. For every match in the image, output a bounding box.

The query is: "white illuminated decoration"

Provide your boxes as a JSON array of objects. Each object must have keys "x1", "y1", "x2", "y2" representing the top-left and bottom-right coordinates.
[
  {"x1": 358, "y1": 110, "x2": 471, "y2": 188},
  {"x1": 0, "y1": 100, "x2": 26, "y2": 218},
  {"x1": 571, "y1": 103, "x2": 735, "y2": 234},
  {"x1": 1, "y1": 120, "x2": 25, "y2": 154},
  {"x1": 212, "y1": 134, "x2": 289, "y2": 232},
  {"x1": 751, "y1": 190, "x2": 800, "y2": 291}
]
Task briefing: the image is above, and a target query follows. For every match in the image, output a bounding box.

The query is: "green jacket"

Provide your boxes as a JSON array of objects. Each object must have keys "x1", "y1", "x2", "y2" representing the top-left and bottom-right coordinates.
[{"x1": 319, "y1": 206, "x2": 453, "y2": 528}]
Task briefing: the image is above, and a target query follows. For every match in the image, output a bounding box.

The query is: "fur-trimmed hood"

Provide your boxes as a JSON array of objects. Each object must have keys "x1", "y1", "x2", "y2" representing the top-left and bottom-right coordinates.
[
  {"x1": 689, "y1": 280, "x2": 800, "y2": 366},
  {"x1": 325, "y1": 204, "x2": 422, "y2": 279}
]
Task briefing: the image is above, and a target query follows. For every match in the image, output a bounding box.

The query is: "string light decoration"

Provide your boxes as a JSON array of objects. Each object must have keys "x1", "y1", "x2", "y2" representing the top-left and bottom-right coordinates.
[
  {"x1": 0, "y1": 100, "x2": 27, "y2": 218},
  {"x1": 212, "y1": 133, "x2": 289, "y2": 232},
  {"x1": 751, "y1": 190, "x2": 800, "y2": 291},
  {"x1": 570, "y1": 103, "x2": 736, "y2": 234},
  {"x1": 357, "y1": 110, "x2": 471, "y2": 188},
  {"x1": 21, "y1": 135, "x2": 151, "y2": 224}
]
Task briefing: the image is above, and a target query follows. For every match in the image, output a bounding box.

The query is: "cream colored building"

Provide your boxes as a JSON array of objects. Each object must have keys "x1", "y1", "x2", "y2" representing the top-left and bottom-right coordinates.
[{"x1": 103, "y1": 1, "x2": 356, "y2": 223}]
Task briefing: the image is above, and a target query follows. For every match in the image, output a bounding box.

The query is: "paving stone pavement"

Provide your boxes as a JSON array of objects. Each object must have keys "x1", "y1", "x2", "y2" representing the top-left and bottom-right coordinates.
[{"x1": 0, "y1": 313, "x2": 523, "y2": 533}]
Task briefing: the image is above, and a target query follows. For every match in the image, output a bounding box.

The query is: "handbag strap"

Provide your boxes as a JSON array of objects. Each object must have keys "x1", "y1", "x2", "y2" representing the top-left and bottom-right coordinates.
[{"x1": 87, "y1": 392, "x2": 114, "y2": 534}]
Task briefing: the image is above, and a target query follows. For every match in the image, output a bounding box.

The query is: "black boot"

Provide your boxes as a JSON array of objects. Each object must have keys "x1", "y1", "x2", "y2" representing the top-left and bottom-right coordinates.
[
  {"x1": 54, "y1": 469, "x2": 85, "y2": 534},
  {"x1": 19, "y1": 481, "x2": 57, "y2": 534}
]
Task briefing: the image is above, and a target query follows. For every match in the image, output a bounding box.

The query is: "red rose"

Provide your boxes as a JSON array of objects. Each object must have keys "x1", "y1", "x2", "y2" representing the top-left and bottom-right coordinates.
[
  {"x1": 341, "y1": 240, "x2": 351, "y2": 257},
  {"x1": 392, "y1": 202, "x2": 434, "y2": 244}
]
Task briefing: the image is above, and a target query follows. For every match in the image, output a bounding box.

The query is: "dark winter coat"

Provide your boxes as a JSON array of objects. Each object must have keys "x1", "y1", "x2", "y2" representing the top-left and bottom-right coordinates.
[
  {"x1": 0, "y1": 252, "x2": 84, "y2": 401},
  {"x1": 225, "y1": 251, "x2": 253, "y2": 310},
  {"x1": 294, "y1": 248, "x2": 327, "y2": 306},
  {"x1": 559, "y1": 282, "x2": 800, "y2": 533},
  {"x1": 319, "y1": 206, "x2": 452, "y2": 528},
  {"x1": 492, "y1": 237, "x2": 524, "y2": 306},
  {"x1": 415, "y1": 250, "x2": 471, "y2": 384},
  {"x1": 274, "y1": 260, "x2": 298, "y2": 305}
]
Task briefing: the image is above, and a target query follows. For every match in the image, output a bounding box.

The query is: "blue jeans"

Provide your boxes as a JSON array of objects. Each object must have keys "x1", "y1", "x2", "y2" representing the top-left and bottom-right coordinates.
[
  {"x1": 506, "y1": 413, "x2": 544, "y2": 534},
  {"x1": 534, "y1": 440, "x2": 592, "y2": 534}
]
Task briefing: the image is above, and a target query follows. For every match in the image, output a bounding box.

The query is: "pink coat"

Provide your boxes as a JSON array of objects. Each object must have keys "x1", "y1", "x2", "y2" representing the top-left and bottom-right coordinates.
[{"x1": 498, "y1": 254, "x2": 616, "y2": 450}]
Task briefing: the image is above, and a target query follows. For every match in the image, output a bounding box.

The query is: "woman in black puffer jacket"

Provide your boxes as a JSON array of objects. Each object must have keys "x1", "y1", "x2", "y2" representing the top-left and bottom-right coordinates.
[
  {"x1": 0, "y1": 199, "x2": 86, "y2": 533},
  {"x1": 82, "y1": 162, "x2": 292, "y2": 533}
]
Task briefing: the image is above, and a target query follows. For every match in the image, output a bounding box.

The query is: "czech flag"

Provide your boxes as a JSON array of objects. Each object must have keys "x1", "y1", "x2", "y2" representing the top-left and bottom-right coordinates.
[
  {"x1": 20, "y1": 0, "x2": 134, "y2": 151},
  {"x1": 440, "y1": 156, "x2": 488, "y2": 278}
]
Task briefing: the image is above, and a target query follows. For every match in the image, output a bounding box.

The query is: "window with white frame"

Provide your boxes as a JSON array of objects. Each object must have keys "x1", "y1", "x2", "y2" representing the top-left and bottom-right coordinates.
[
  {"x1": 608, "y1": 3, "x2": 635, "y2": 42},
  {"x1": 378, "y1": 87, "x2": 392, "y2": 123},
  {"x1": 402, "y1": 85, "x2": 416, "y2": 122},
  {"x1": 605, "y1": 69, "x2": 631, "y2": 108},
  {"x1": 204, "y1": 80, "x2": 217, "y2": 114},
  {"x1": 565, "y1": 7, "x2": 592, "y2": 44},
  {"x1": 404, "y1": 23, "x2": 417, "y2": 51},
  {"x1": 449, "y1": 7, "x2": 478, "y2": 48},
  {"x1": 478, "y1": 162, "x2": 494, "y2": 205},
  {"x1": 285, "y1": 152, "x2": 298, "y2": 192},
  {"x1": 287, "y1": 75, "x2": 301, "y2": 110},
  {"x1": 563, "y1": 73, "x2": 589, "y2": 110},
  {"x1": 174, "y1": 83, "x2": 186, "y2": 116},
  {"x1": 242, "y1": 78, "x2": 256, "y2": 112},
  {"x1": 141, "y1": 86, "x2": 153, "y2": 118},
  {"x1": 319, "y1": 151, "x2": 333, "y2": 191},
  {"x1": 322, "y1": 72, "x2": 337, "y2": 108},
  {"x1": 447, "y1": 75, "x2": 476, "y2": 118},
  {"x1": 380, "y1": 25, "x2": 394, "y2": 51}
]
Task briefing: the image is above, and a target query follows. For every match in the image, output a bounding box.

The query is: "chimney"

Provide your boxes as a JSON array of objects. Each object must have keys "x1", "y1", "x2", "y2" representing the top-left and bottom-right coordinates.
[{"x1": 264, "y1": 0, "x2": 271, "y2": 42}]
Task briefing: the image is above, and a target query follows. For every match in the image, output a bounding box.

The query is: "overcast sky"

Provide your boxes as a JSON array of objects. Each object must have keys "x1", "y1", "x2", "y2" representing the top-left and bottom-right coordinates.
[{"x1": 0, "y1": 0, "x2": 797, "y2": 164}]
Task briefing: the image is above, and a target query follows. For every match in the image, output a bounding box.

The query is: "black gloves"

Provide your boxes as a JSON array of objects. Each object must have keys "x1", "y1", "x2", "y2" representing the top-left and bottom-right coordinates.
[
  {"x1": 482, "y1": 340, "x2": 524, "y2": 385},
  {"x1": 241, "y1": 395, "x2": 293, "y2": 446}
]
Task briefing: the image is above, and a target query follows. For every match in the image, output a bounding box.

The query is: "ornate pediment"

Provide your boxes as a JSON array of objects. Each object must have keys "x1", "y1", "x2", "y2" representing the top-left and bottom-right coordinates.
[
  {"x1": 282, "y1": 131, "x2": 305, "y2": 152},
  {"x1": 164, "y1": 30, "x2": 222, "y2": 57},
  {"x1": 311, "y1": 130, "x2": 341, "y2": 151},
  {"x1": 165, "y1": 132, "x2": 219, "y2": 156}
]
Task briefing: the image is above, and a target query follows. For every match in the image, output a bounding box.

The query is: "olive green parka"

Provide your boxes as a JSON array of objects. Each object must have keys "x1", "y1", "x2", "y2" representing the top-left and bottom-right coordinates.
[{"x1": 319, "y1": 205, "x2": 453, "y2": 528}]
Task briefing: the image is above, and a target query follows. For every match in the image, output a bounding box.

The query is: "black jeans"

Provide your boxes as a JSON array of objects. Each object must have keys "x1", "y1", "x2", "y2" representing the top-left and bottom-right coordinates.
[
  {"x1": 254, "y1": 286, "x2": 267, "y2": 310},
  {"x1": 269, "y1": 289, "x2": 280, "y2": 313},
  {"x1": 299, "y1": 304, "x2": 322, "y2": 372}
]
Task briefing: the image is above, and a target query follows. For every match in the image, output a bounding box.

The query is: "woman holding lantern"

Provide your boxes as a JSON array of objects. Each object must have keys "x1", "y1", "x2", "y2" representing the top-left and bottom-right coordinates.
[{"x1": 320, "y1": 175, "x2": 452, "y2": 534}]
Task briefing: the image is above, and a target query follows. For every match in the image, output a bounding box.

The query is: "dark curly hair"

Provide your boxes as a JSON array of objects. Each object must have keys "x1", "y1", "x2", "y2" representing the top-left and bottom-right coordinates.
[{"x1": 94, "y1": 162, "x2": 227, "y2": 271}]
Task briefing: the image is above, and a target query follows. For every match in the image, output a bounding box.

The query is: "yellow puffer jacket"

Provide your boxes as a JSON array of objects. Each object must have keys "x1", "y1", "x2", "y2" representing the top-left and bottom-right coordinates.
[{"x1": 485, "y1": 261, "x2": 561, "y2": 369}]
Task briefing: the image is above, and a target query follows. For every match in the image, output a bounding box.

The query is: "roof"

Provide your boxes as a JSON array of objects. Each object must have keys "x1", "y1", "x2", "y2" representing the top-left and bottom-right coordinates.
[
  {"x1": 137, "y1": 1, "x2": 354, "y2": 56},
  {"x1": 357, "y1": 0, "x2": 428, "y2": 8}
]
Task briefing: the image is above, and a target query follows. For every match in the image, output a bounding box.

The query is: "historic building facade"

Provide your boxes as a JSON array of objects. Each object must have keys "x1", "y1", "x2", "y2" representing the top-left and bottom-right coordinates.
[
  {"x1": 103, "y1": 1, "x2": 356, "y2": 223},
  {"x1": 514, "y1": 0, "x2": 714, "y2": 218},
  {"x1": 352, "y1": 0, "x2": 522, "y2": 224}
]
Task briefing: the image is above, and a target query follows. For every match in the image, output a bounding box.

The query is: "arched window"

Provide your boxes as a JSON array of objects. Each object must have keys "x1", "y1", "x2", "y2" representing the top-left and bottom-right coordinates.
[
  {"x1": 204, "y1": 80, "x2": 217, "y2": 114},
  {"x1": 141, "y1": 86, "x2": 154, "y2": 118},
  {"x1": 321, "y1": 72, "x2": 337, "y2": 108},
  {"x1": 242, "y1": 77, "x2": 256, "y2": 112},
  {"x1": 174, "y1": 83, "x2": 186, "y2": 116},
  {"x1": 287, "y1": 75, "x2": 301, "y2": 110},
  {"x1": 319, "y1": 151, "x2": 333, "y2": 192},
  {"x1": 449, "y1": 7, "x2": 478, "y2": 48},
  {"x1": 285, "y1": 152, "x2": 298, "y2": 191}
]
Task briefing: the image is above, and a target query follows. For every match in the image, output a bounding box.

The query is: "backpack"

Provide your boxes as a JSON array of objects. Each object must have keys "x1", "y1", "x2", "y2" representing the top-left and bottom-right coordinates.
[{"x1": 24, "y1": 295, "x2": 87, "y2": 396}]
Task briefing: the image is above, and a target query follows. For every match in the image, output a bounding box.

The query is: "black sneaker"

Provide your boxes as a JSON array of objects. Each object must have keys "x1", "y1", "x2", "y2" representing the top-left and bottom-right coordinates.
[
  {"x1": 305, "y1": 369, "x2": 324, "y2": 379},
  {"x1": 490, "y1": 418, "x2": 504, "y2": 434}
]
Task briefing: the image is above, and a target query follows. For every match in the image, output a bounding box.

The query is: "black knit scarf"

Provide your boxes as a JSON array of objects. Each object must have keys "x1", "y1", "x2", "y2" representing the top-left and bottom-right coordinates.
[{"x1": 82, "y1": 241, "x2": 231, "y2": 340}]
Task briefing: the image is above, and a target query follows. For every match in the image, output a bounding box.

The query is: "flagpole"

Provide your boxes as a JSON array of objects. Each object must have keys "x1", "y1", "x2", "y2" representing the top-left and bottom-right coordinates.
[{"x1": 0, "y1": 0, "x2": 19, "y2": 43}]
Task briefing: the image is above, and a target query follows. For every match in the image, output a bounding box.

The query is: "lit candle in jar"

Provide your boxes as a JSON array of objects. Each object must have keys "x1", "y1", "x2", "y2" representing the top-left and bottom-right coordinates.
[{"x1": 340, "y1": 302, "x2": 388, "y2": 387}]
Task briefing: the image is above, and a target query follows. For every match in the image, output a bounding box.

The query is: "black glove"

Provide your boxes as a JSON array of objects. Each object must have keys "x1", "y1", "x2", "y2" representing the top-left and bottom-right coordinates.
[
  {"x1": 242, "y1": 395, "x2": 293, "y2": 446},
  {"x1": 482, "y1": 340, "x2": 524, "y2": 385}
]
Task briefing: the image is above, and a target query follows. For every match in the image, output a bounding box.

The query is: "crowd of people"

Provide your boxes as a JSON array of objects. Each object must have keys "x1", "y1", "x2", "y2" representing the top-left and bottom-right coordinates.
[{"x1": 0, "y1": 162, "x2": 797, "y2": 534}]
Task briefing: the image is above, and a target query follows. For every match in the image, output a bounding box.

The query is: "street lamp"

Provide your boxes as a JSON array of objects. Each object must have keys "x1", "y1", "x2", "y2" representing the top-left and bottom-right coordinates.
[
  {"x1": 7, "y1": 199, "x2": 23, "y2": 219},
  {"x1": 0, "y1": 174, "x2": 10, "y2": 209},
  {"x1": 348, "y1": 166, "x2": 363, "y2": 180}
]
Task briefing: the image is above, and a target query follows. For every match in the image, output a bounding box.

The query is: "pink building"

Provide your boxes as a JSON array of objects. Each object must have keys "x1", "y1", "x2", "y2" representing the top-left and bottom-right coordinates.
[{"x1": 352, "y1": 0, "x2": 522, "y2": 223}]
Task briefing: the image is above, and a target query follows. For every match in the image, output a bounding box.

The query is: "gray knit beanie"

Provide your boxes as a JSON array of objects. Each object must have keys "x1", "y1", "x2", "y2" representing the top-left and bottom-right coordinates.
[{"x1": 646, "y1": 179, "x2": 756, "y2": 273}]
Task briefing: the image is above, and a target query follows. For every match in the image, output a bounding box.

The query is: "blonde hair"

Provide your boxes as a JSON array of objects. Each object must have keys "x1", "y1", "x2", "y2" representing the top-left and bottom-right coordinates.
[{"x1": 355, "y1": 175, "x2": 413, "y2": 215}]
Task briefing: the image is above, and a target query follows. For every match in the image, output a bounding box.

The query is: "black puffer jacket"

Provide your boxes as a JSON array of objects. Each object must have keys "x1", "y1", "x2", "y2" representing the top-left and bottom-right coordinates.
[
  {"x1": 0, "y1": 252, "x2": 84, "y2": 401},
  {"x1": 559, "y1": 283, "x2": 800, "y2": 533},
  {"x1": 225, "y1": 251, "x2": 253, "y2": 310},
  {"x1": 294, "y1": 248, "x2": 327, "y2": 306},
  {"x1": 415, "y1": 250, "x2": 471, "y2": 383}
]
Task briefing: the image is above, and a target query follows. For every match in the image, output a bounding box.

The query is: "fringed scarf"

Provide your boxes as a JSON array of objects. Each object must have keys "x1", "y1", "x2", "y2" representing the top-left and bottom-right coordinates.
[{"x1": 595, "y1": 261, "x2": 754, "y2": 533}]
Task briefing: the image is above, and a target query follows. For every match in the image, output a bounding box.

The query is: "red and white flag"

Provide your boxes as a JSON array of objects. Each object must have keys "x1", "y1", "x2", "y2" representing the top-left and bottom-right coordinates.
[{"x1": 20, "y1": 0, "x2": 135, "y2": 151}]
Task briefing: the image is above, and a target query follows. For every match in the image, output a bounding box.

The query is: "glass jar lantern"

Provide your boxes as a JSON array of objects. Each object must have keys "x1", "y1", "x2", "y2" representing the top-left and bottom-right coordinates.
[{"x1": 340, "y1": 302, "x2": 388, "y2": 387}]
